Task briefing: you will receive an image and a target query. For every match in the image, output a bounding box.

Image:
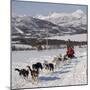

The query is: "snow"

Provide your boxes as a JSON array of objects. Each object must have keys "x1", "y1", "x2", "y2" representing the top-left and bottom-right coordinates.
[
  {"x1": 37, "y1": 9, "x2": 86, "y2": 27},
  {"x1": 72, "y1": 9, "x2": 85, "y2": 18},
  {"x1": 11, "y1": 46, "x2": 87, "y2": 89},
  {"x1": 12, "y1": 44, "x2": 33, "y2": 50},
  {"x1": 60, "y1": 52, "x2": 87, "y2": 85},
  {"x1": 15, "y1": 27, "x2": 24, "y2": 34},
  {"x1": 37, "y1": 9, "x2": 84, "y2": 20},
  {"x1": 45, "y1": 34, "x2": 87, "y2": 41}
]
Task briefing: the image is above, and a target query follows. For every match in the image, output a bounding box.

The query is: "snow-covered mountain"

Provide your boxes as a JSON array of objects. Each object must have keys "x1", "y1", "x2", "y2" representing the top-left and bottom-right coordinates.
[
  {"x1": 11, "y1": 16, "x2": 63, "y2": 36},
  {"x1": 37, "y1": 9, "x2": 87, "y2": 28},
  {"x1": 12, "y1": 9, "x2": 87, "y2": 38},
  {"x1": 11, "y1": 10, "x2": 87, "y2": 48}
]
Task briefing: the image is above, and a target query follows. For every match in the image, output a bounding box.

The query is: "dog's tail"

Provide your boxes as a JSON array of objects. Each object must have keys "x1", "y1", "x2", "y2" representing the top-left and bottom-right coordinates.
[{"x1": 15, "y1": 68, "x2": 20, "y2": 72}]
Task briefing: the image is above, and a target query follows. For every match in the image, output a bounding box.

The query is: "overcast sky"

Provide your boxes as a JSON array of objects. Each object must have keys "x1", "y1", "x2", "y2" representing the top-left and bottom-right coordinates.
[{"x1": 12, "y1": 0, "x2": 87, "y2": 16}]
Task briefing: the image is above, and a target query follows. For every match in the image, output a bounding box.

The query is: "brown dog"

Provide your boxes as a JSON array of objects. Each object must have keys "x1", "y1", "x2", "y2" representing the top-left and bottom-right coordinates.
[{"x1": 26, "y1": 66, "x2": 39, "y2": 82}]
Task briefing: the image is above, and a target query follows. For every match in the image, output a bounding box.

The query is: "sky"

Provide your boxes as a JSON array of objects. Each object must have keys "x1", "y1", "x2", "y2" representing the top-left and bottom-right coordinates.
[{"x1": 12, "y1": 0, "x2": 87, "y2": 16}]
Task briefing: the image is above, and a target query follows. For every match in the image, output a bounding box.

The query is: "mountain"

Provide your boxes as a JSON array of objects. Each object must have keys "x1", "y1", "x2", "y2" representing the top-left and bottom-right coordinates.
[
  {"x1": 37, "y1": 9, "x2": 87, "y2": 30},
  {"x1": 11, "y1": 16, "x2": 65, "y2": 36},
  {"x1": 12, "y1": 9, "x2": 87, "y2": 38},
  {"x1": 11, "y1": 11, "x2": 87, "y2": 50}
]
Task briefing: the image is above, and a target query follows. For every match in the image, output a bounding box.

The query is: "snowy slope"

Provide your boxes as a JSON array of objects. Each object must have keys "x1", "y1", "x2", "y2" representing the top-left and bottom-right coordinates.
[
  {"x1": 11, "y1": 46, "x2": 87, "y2": 89},
  {"x1": 45, "y1": 34, "x2": 87, "y2": 41},
  {"x1": 37, "y1": 9, "x2": 87, "y2": 27},
  {"x1": 11, "y1": 16, "x2": 62, "y2": 35},
  {"x1": 11, "y1": 9, "x2": 87, "y2": 39}
]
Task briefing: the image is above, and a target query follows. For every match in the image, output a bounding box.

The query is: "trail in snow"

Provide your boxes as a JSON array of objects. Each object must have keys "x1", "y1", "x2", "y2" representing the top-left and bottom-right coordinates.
[{"x1": 11, "y1": 46, "x2": 87, "y2": 89}]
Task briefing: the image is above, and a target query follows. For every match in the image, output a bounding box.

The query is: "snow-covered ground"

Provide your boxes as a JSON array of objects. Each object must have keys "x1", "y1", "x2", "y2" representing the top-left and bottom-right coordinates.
[
  {"x1": 11, "y1": 46, "x2": 87, "y2": 89},
  {"x1": 12, "y1": 44, "x2": 34, "y2": 50},
  {"x1": 45, "y1": 34, "x2": 87, "y2": 41}
]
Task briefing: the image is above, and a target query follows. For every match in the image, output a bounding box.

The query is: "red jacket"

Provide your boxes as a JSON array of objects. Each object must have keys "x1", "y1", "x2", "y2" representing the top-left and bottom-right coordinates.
[{"x1": 67, "y1": 48, "x2": 74, "y2": 56}]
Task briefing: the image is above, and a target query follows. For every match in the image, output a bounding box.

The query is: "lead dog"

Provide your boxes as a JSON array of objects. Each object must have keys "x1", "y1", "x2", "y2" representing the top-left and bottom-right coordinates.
[{"x1": 15, "y1": 68, "x2": 29, "y2": 78}]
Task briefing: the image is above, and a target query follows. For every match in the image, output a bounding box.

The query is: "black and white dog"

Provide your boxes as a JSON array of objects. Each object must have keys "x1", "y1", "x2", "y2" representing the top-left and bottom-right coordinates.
[
  {"x1": 43, "y1": 62, "x2": 54, "y2": 72},
  {"x1": 32, "y1": 62, "x2": 43, "y2": 71},
  {"x1": 15, "y1": 68, "x2": 29, "y2": 78}
]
